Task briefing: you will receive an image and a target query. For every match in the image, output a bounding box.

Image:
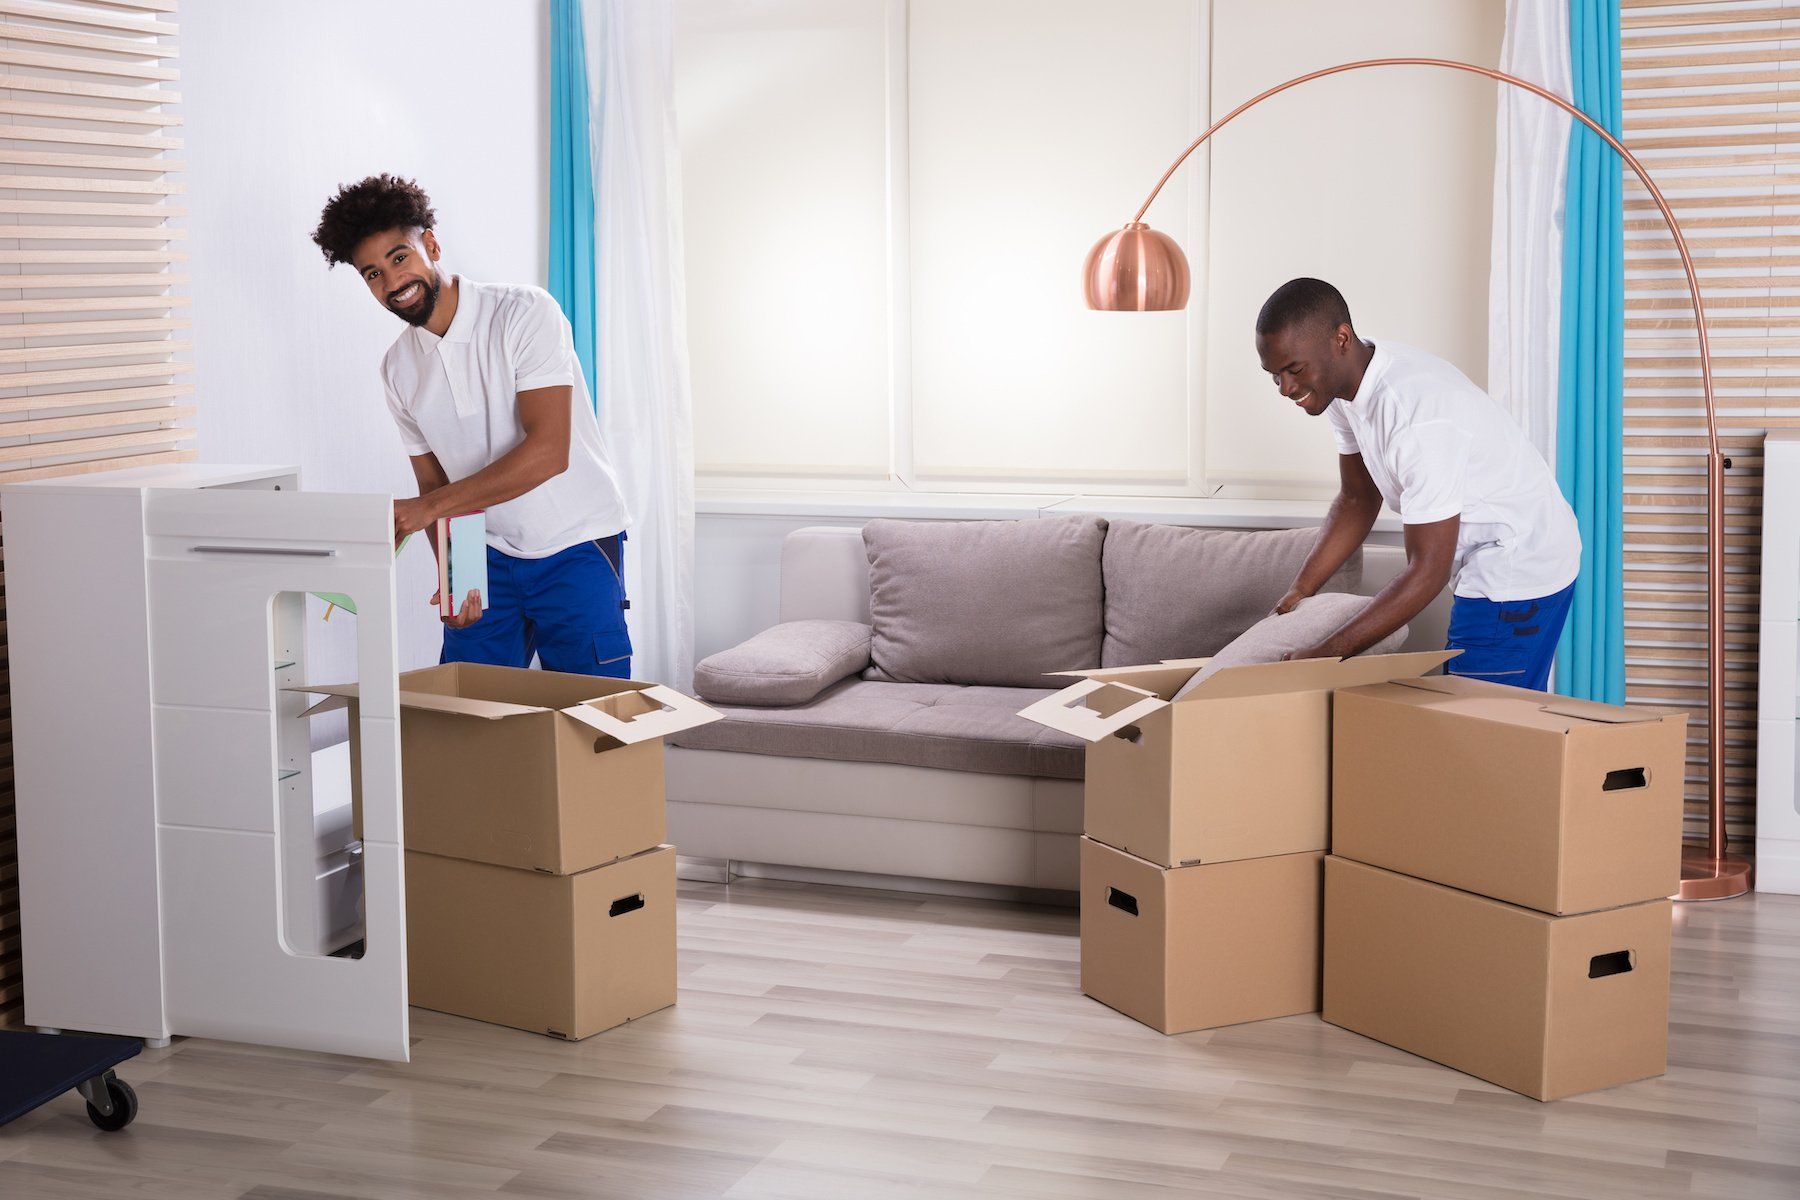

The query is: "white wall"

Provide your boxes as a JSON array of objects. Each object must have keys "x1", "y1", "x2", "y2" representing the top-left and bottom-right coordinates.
[
  {"x1": 182, "y1": 0, "x2": 549, "y2": 672},
  {"x1": 679, "y1": 0, "x2": 1506, "y2": 499},
  {"x1": 1203, "y1": 0, "x2": 1504, "y2": 489}
]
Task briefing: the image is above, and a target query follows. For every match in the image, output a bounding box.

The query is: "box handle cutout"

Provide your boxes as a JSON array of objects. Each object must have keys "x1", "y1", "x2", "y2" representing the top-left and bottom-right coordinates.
[
  {"x1": 1588, "y1": 950, "x2": 1634, "y2": 979},
  {"x1": 1106, "y1": 887, "x2": 1139, "y2": 916},
  {"x1": 1112, "y1": 725, "x2": 1144, "y2": 745},
  {"x1": 1602, "y1": 767, "x2": 1648, "y2": 792},
  {"x1": 609, "y1": 893, "x2": 646, "y2": 918}
]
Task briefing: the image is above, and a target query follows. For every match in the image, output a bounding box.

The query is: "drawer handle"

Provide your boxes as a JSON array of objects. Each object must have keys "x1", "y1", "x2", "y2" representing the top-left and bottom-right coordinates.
[{"x1": 189, "y1": 545, "x2": 337, "y2": 558}]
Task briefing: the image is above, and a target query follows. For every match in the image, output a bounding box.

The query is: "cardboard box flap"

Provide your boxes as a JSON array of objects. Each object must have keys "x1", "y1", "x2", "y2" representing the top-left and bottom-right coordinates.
[
  {"x1": 1390, "y1": 675, "x2": 1521, "y2": 700},
  {"x1": 1050, "y1": 661, "x2": 1204, "y2": 701},
  {"x1": 1388, "y1": 675, "x2": 1665, "y2": 730},
  {"x1": 284, "y1": 681, "x2": 544, "y2": 722},
  {"x1": 1538, "y1": 697, "x2": 1665, "y2": 726},
  {"x1": 1016, "y1": 679, "x2": 1168, "y2": 743},
  {"x1": 558, "y1": 683, "x2": 721, "y2": 745},
  {"x1": 299, "y1": 693, "x2": 350, "y2": 719},
  {"x1": 399, "y1": 690, "x2": 548, "y2": 721},
  {"x1": 1172, "y1": 649, "x2": 1457, "y2": 702}
]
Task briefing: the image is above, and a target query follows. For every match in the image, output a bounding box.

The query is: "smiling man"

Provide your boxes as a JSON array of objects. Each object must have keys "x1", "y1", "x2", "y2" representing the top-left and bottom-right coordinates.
[
  {"x1": 1255, "y1": 277, "x2": 1580, "y2": 690},
  {"x1": 311, "y1": 174, "x2": 633, "y2": 677}
]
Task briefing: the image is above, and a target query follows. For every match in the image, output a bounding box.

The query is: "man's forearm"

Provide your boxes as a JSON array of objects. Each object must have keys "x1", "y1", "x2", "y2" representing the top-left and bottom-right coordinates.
[
  {"x1": 1291, "y1": 491, "x2": 1381, "y2": 598},
  {"x1": 416, "y1": 439, "x2": 565, "y2": 521},
  {"x1": 1313, "y1": 563, "x2": 1444, "y2": 658}
]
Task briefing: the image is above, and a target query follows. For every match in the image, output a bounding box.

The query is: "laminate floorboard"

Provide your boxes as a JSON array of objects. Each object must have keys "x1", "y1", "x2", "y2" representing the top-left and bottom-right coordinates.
[{"x1": 1, "y1": 878, "x2": 1796, "y2": 1199}]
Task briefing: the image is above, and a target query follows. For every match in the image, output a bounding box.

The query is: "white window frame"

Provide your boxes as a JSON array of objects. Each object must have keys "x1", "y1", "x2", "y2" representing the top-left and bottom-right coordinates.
[{"x1": 691, "y1": 0, "x2": 1219, "y2": 498}]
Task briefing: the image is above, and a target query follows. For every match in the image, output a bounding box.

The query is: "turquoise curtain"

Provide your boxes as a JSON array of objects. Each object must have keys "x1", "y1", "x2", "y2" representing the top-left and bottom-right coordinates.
[
  {"x1": 549, "y1": 0, "x2": 598, "y2": 406},
  {"x1": 1554, "y1": 0, "x2": 1624, "y2": 702}
]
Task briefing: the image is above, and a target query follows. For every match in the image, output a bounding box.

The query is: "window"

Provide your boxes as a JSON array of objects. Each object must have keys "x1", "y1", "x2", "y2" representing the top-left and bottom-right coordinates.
[{"x1": 677, "y1": 0, "x2": 1504, "y2": 496}]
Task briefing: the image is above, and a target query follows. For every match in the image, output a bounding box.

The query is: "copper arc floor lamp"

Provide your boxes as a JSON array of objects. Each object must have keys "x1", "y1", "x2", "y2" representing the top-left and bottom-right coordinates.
[{"x1": 1084, "y1": 57, "x2": 1748, "y2": 901}]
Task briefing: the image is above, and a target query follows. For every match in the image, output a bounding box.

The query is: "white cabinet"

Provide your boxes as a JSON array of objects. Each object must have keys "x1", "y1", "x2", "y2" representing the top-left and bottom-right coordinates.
[
  {"x1": 1759, "y1": 432, "x2": 1800, "y2": 894},
  {"x1": 1, "y1": 463, "x2": 412, "y2": 1060}
]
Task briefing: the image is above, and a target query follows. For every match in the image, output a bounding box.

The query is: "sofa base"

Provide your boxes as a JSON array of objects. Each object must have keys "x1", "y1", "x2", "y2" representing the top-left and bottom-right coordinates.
[
  {"x1": 666, "y1": 747, "x2": 1082, "y2": 891},
  {"x1": 675, "y1": 855, "x2": 1077, "y2": 907}
]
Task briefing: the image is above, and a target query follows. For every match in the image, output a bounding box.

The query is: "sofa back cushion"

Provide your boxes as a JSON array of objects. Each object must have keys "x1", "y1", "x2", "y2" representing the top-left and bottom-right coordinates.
[
  {"x1": 863, "y1": 514, "x2": 1108, "y2": 687},
  {"x1": 1101, "y1": 521, "x2": 1361, "y2": 666}
]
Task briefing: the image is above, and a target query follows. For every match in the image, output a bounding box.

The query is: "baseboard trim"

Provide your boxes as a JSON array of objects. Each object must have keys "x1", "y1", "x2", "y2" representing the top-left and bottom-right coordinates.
[{"x1": 678, "y1": 855, "x2": 1077, "y2": 908}]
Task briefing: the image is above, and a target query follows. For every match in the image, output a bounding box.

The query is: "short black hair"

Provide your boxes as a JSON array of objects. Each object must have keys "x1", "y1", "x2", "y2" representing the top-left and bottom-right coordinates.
[
  {"x1": 311, "y1": 174, "x2": 436, "y2": 268},
  {"x1": 1256, "y1": 277, "x2": 1353, "y2": 338}
]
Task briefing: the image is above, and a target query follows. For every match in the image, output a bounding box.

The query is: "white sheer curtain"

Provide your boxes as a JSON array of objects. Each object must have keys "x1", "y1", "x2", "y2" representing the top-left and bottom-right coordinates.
[
  {"x1": 1488, "y1": 0, "x2": 1573, "y2": 466},
  {"x1": 582, "y1": 0, "x2": 697, "y2": 688}
]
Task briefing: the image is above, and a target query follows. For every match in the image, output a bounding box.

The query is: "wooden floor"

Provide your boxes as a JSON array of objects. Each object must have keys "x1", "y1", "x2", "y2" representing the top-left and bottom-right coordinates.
[{"x1": 3, "y1": 877, "x2": 1798, "y2": 1200}]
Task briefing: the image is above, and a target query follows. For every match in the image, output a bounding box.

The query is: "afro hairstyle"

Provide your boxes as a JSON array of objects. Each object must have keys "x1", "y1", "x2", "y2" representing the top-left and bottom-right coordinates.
[{"x1": 312, "y1": 174, "x2": 437, "y2": 269}]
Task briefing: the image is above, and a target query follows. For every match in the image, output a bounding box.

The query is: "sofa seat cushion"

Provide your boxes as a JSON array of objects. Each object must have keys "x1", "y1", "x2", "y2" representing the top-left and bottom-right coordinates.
[{"x1": 668, "y1": 680, "x2": 1086, "y2": 780}]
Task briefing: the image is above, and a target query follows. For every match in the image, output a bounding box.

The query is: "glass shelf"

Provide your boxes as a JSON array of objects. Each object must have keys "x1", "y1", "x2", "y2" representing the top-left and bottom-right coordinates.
[
  {"x1": 277, "y1": 769, "x2": 302, "y2": 782},
  {"x1": 273, "y1": 660, "x2": 296, "y2": 671}
]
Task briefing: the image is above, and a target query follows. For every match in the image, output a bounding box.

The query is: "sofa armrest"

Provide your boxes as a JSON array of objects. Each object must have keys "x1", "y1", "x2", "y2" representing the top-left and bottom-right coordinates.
[{"x1": 693, "y1": 620, "x2": 873, "y2": 707}]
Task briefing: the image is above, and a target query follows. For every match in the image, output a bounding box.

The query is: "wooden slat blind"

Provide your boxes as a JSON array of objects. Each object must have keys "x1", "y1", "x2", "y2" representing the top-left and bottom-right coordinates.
[
  {"x1": 1621, "y1": 0, "x2": 1795, "y2": 855},
  {"x1": 0, "y1": 0, "x2": 189, "y2": 1030}
]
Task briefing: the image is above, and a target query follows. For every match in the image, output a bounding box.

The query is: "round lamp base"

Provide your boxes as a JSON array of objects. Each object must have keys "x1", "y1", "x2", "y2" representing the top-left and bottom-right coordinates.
[{"x1": 1674, "y1": 847, "x2": 1753, "y2": 901}]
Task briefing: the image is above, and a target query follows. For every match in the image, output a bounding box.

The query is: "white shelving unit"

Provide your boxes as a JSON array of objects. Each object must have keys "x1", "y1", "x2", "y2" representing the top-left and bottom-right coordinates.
[
  {"x1": 1759, "y1": 432, "x2": 1800, "y2": 894},
  {"x1": 0, "y1": 464, "x2": 414, "y2": 1060}
]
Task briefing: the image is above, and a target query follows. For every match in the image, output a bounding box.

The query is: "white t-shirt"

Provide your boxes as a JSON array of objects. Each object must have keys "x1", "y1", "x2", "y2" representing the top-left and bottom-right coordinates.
[
  {"x1": 381, "y1": 277, "x2": 630, "y2": 559},
  {"x1": 1325, "y1": 339, "x2": 1581, "y2": 601}
]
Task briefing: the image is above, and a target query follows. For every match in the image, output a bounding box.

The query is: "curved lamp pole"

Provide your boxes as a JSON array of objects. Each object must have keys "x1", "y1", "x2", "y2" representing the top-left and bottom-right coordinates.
[{"x1": 1084, "y1": 57, "x2": 1747, "y2": 901}]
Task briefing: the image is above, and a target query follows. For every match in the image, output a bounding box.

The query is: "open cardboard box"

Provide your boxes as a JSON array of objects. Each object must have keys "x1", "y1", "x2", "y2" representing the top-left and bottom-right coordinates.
[
  {"x1": 293, "y1": 663, "x2": 720, "y2": 874},
  {"x1": 1323, "y1": 855, "x2": 1671, "y2": 1101},
  {"x1": 406, "y1": 843, "x2": 677, "y2": 1040},
  {"x1": 1332, "y1": 674, "x2": 1687, "y2": 914},
  {"x1": 1019, "y1": 651, "x2": 1456, "y2": 868}
]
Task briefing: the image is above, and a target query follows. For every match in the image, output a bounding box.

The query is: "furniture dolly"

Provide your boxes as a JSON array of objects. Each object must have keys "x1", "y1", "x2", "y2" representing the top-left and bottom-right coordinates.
[{"x1": 0, "y1": 1028, "x2": 141, "y2": 1131}]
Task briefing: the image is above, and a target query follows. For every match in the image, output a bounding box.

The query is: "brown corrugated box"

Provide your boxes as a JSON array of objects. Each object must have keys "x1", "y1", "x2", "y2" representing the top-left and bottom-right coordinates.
[
  {"x1": 405, "y1": 844, "x2": 677, "y2": 1040},
  {"x1": 1021, "y1": 651, "x2": 1455, "y2": 867},
  {"x1": 296, "y1": 663, "x2": 719, "y2": 875},
  {"x1": 1079, "y1": 837, "x2": 1323, "y2": 1034},
  {"x1": 1333, "y1": 674, "x2": 1687, "y2": 914},
  {"x1": 1322, "y1": 855, "x2": 1671, "y2": 1101}
]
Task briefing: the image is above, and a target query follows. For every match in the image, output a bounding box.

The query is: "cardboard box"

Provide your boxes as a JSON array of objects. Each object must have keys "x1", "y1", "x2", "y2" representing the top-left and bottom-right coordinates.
[
  {"x1": 298, "y1": 664, "x2": 719, "y2": 875},
  {"x1": 1323, "y1": 856, "x2": 1670, "y2": 1101},
  {"x1": 405, "y1": 843, "x2": 677, "y2": 1040},
  {"x1": 1333, "y1": 675, "x2": 1687, "y2": 914},
  {"x1": 1079, "y1": 837, "x2": 1323, "y2": 1034},
  {"x1": 1021, "y1": 652, "x2": 1454, "y2": 867}
]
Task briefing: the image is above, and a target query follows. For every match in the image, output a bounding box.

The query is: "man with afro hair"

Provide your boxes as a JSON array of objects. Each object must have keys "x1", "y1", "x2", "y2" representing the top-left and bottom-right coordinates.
[{"x1": 313, "y1": 174, "x2": 633, "y2": 676}]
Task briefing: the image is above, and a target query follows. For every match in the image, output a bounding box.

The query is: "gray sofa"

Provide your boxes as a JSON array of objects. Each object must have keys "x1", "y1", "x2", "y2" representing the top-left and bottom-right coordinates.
[{"x1": 667, "y1": 516, "x2": 1450, "y2": 893}]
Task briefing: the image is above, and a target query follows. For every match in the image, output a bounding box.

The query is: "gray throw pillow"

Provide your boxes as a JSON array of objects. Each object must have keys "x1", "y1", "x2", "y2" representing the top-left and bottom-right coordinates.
[
  {"x1": 863, "y1": 515, "x2": 1107, "y2": 687},
  {"x1": 1101, "y1": 521, "x2": 1362, "y2": 666},
  {"x1": 1171, "y1": 593, "x2": 1409, "y2": 699},
  {"x1": 693, "y1": 620, "x2": 873, "y2": 707}
]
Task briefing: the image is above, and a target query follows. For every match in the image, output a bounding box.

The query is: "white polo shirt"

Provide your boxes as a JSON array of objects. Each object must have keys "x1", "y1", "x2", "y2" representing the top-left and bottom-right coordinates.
[
  {"x1": 1326, "y1": 339, "x2": 1581, "y2": 601},
  {"x1": 380, "y1": 276, "x2": 630, "y2": 559}
]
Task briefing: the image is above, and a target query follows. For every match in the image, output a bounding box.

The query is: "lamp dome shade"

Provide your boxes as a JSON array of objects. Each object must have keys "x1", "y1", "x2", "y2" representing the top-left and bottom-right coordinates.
[{"x1": 1083, "y1": 222, "x2": 1190, "y2": 311}]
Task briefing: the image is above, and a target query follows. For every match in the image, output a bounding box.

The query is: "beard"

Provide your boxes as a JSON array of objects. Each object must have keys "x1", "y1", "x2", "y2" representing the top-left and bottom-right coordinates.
[{"x1": 387, "y1": 274, "x2": 442, "y2": 327}]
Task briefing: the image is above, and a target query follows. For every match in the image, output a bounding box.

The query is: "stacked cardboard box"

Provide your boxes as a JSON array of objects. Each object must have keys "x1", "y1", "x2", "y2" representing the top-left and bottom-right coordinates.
[
  {"x1": 1324, "y1": 675, "x2": 1687, "y2": 1100},
  {"x1": 1022, "y1": 651, "x2": 1452, "y2": 1034},
  {"x1": 299, "y1": 664, "x2": 719, "y2": 1040}
]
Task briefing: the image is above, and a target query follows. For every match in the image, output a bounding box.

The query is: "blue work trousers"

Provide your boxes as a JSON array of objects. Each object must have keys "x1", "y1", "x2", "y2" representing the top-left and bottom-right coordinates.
[
  {"x1": 441, "y1": 533, "x2": 632, "y2": 678},
  {"x1": 1443, "y1": 581, "x2": 1576, "y2": 693}
]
